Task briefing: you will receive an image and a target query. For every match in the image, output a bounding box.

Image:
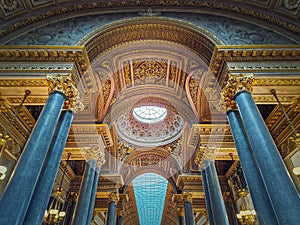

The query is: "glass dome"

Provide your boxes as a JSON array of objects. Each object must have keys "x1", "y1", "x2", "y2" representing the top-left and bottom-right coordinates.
[{"x1": 133, "y1": 106, "x2": 167, "y2": 123}]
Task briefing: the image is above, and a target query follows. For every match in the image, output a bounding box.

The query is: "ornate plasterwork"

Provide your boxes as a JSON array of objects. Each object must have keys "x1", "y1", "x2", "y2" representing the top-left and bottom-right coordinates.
[
  {"x1": 0, "y1": 1, "x2": 299, "y2": 44},
  {"x1": 116, "y1": 108, "x2": 184, "y2": 147}
]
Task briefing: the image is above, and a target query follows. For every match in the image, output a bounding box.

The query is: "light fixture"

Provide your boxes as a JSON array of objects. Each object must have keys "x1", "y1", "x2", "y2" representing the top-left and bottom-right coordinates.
[
  {"x1": 43, "y1": 153, "x2": 71, "y2": 225},
  {"x1": 236, "y1": 189, "x2": 258, "y2": 225},
  {"x1": 293, "y1": 167, "x2": 300, "y2": 176},
  {"x1": 0, "y1": 90, "x2": 31, "y2": 181}
]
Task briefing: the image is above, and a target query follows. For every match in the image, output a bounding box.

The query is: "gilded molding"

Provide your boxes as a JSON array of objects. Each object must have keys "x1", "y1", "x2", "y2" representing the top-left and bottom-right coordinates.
[
  {"x1": 0, "y1": 95, "x2": 11, "y2": 112},
  {"x1": 47, "y1": 74, "x2": 85, "y2": 112},
  {"x1": 210, "y1": 46, "x2": 300, "y2": 80},
  {"x1": 252, "y1": 78, "x2": 300, "y2": 86},
  {"x1": 0, "y1": 79, "x2": 48, "y2": 87},
  {"x1": 80, "y1": 146, "x2": 106, "y2": 167}
]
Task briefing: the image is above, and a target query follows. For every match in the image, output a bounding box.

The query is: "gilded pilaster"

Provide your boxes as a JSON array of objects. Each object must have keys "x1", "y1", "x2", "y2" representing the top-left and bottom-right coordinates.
[{"x1": 47, "y1": 74, "x2": 84, "y2": 112}]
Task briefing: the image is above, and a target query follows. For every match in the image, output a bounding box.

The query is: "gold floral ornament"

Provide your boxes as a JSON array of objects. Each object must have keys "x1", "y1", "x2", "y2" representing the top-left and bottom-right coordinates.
[
  {"x1": 222, "y1": 73, "x2": 254, "y2": 111},
  {"x1": 47, "y1": 74, "x2": 85, "y2": 113}
]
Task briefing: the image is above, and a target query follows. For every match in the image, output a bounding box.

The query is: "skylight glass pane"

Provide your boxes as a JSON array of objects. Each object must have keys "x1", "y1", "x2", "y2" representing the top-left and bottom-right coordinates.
[
  {"x1": 133, "y1": 106, "x2": 167, "y2": 123},
  {"x1": 133, "y1": 173, "x2": 168, "y2": 225}
]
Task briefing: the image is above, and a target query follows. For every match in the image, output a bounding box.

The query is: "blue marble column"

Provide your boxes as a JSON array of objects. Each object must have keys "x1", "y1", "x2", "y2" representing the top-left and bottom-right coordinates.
[
  {"x1": 201, "y1": 169, "x2": 215, "y2": 225},
  {"x1": 86, "y1": 166, "x2": 100, "y2": 225},
  {"x1": 227, "y1": 109, "x2": 279, "y2": 225},
  {"x1": 117, "y1": 215, "x2": 123, "y2": 225},
  {"x1": 178, "y1": 216, "x2": 184, "y2": 225},
  {"x1": 71, "y1": 159, "x2": 97, "y2": 225},
  {"x1": 63, "y1": 194, "x2": 77, "y2": 225},
  {"x1": 183, "y1": 194, "x2": 195, "y2": 225},
  {"x1": 22, "y1": 110, "x2": 74, "y2": 225},
  {"x1": 106, "y1": 194, "x2": 118, "y2": 225},
  {"x1": 0, "y1": 90, "x2": 66, "y2": 225},
  {"x1": 234, "y1": 90, "x2": 300, "y2": 224},
  {"x1": 206, "y1": 161, "x2": 230, "y2": 225}
]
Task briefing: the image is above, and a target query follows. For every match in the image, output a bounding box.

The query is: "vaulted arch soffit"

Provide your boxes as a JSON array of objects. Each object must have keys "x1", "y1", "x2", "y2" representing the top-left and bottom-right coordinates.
[
  {"x1": 82, "y1": 17, "x2": 217, "y2": 122},
  {"x1": 120, "y1": 147, "x2": 181, "y2": 192}
]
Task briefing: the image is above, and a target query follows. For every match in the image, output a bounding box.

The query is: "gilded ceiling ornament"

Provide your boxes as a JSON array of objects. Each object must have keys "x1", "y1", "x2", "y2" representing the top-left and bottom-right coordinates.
[
  {"x1": 46, "y1": 74, "x2": 85, "y2": 112},
  {"x1": 283, "y1": 0, "x2": 300, "y2": 9},
  {"x1": 1, "y1": 0, "x2": 17, "y2": 11}
]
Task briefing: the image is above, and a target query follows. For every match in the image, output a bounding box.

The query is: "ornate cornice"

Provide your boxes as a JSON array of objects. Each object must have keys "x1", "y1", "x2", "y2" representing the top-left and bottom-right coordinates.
[
  {"x1": 210, "y1": 45, "x2": 300, "y2": 83},
  {"x1": 0, "y1": 46, "x2": 97, "y2": 94}
]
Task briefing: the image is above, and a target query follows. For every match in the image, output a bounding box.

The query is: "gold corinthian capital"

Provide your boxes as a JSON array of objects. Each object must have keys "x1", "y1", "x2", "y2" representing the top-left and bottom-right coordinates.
[
  {"x1": 47, "y1": 74, "x2": 85, "y2": 112},
  {"x1": 222, "y1": 73, "x2": 254, "y2": 111}
]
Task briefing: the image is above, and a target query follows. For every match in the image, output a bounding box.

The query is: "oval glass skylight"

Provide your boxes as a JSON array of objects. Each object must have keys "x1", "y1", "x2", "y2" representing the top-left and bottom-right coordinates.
[{"x1": 133, "y1": 106, "x2": 167, "y2": 123}]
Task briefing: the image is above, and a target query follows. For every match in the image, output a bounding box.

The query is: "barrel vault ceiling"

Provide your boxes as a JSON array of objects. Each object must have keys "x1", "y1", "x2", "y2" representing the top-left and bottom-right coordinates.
[{"x1": 0, "y1": 1, "x2": 299, "y2": 224}]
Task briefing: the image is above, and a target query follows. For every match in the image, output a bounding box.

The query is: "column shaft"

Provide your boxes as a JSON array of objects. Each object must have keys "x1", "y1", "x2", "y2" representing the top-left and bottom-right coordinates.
[
  {"x1": 0, "y1": 91, "x2": 66, "y2": 225},
  {"x1": 201, "y1": 169, "x2": 215, "y2": 225},
  {"x1": 106, "y1": 201, "x2": 117, "y2": 225},
  {"x1": 63, "y1": 198, "x2": 76, "y2": 225},
  {"x1": 71, "y1": 159, "x2": 97, "y2": 225},
  {"x1": 184, "y1": 201, "x2": 195, "y2": 225},
  {"x1": 117, "y1": 216, "x2": 123, "y2": 225},
  {"x1": 178, "y1": 215, "x2": 184, "y2": 225},
  {"x1": 227, "y1": 109, "x2": 279, "y2": 225},
  {"x1": 206, "y1": 162, "x2": 230, "y2": 225},
  {"x1": 234, "y1": 90, "x2": 300, "y2": 224},
  {"x1": 86, "y1": 167, "x2": 100, "y2": 225},
  {"x1": 23, "y1": 110, "x2": 74, "y2": 225}
]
